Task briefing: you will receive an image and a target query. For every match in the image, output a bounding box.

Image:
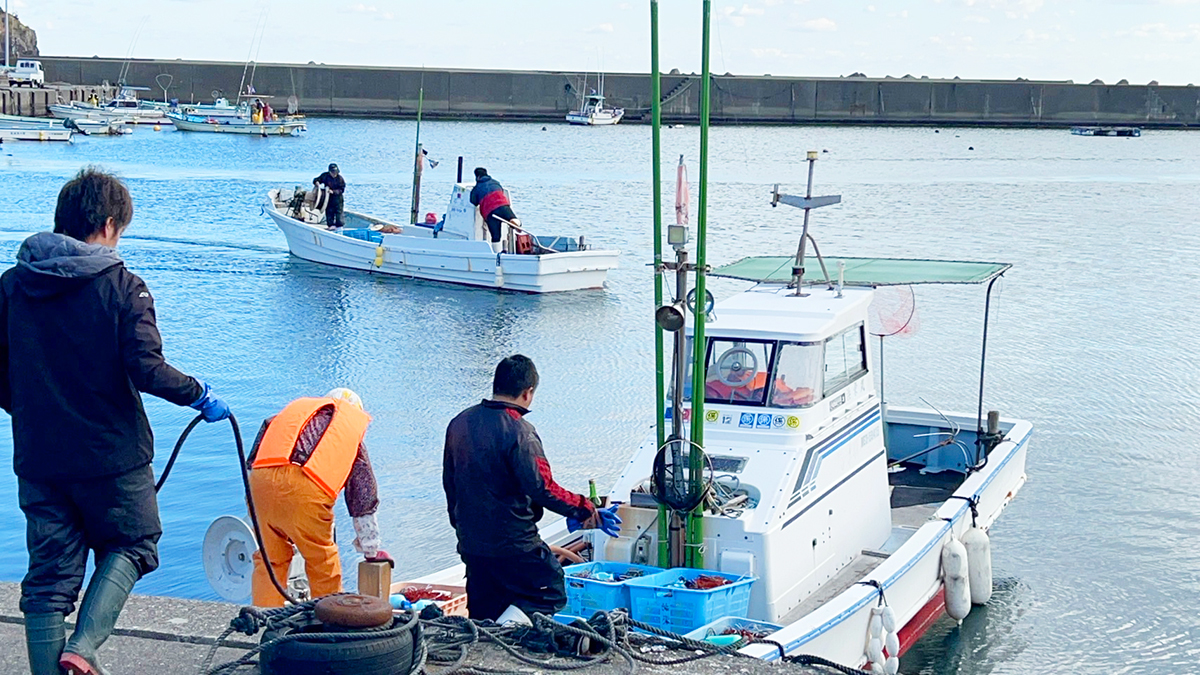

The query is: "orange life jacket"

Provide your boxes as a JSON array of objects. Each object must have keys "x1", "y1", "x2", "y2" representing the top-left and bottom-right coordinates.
[{"x1": 251, "y1": 397, "x2": 371, "y2": 499}]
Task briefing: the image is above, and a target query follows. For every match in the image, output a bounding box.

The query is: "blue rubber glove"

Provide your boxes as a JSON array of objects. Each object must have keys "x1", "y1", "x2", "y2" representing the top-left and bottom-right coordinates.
[
  {"x1": 598, "y1": 506, "x2": 622, "y2": 537},
  {"x1": 566, "y1": 515, "x2": 586, "y2": 533},
  {"x1": 189, "y1": 381, "x2": 231, "y2": 423}
]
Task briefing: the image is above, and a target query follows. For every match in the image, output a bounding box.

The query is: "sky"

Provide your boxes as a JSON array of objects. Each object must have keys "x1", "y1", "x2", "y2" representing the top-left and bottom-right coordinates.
[{"x1": 9, "y1": 0, "x2": 1200, "y2": 85}]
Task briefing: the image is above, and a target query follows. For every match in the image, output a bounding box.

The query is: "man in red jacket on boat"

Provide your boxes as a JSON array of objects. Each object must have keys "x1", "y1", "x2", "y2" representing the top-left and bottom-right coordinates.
[{"x1": 469, "y1": 167, "x2": 520, "y2": 254}]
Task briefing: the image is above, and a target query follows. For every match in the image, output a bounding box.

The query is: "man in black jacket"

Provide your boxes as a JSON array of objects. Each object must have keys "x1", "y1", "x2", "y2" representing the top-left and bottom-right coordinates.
[
  {"x1": 0, "y1": 168, "x2": 231, "y2": 675},
  {"x1": 443, "y1": 355, "x2": 620, "y2": 621},
  {"x1": 313, "y1": 163, "x2": 346, "y2": 229}
]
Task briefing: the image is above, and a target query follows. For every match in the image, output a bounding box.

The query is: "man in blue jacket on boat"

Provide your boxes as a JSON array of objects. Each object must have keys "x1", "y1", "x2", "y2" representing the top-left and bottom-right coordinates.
[
  {"x1": 313, "y1": 163, "x2": 346, "y2": 229},
  {"x1": 469, "y1": 167, "x2": 520, "y2": 254},
  {"x1": 442, "y1": 355, "x2": 621, "y2": 620}
]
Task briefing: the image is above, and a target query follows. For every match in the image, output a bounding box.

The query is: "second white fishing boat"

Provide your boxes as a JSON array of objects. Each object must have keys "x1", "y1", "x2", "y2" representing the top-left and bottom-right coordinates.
[{"x1": 264, "y1": 184, "x2": 619, "y2": 293}]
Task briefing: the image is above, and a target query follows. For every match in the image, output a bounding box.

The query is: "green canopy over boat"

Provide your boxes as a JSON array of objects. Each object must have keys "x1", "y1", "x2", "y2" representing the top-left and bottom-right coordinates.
[{"x1": 710, "y1": 256, "x2": 1011, "y2": 287}]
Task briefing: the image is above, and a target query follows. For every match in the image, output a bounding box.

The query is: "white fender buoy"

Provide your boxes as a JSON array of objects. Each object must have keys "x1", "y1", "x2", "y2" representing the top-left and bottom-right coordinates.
[
  {"x1": 867, "y1": 637, "x2": 884, "y2": 665},
  {"x1": 881, "y1": 605, "x2": 897, "y2": 633},
  {"x1": 884, "y1": 656, "x2": 900, "y2": 675},
  {"x1": 871, "y1": 663, "x2": 886, "y2": 675},
  {"x1": 885, "y1": 631, "x2": 899, "y2": 657},
  {"x1": 869, "y1": 610, "x2": 884, "y2": 638},
  {"x1": 942, "y1": 536, "x2": 971, "y2": 623},
  {"x1": 962, "y1": 526, "x2": 993, "y2": 605}
]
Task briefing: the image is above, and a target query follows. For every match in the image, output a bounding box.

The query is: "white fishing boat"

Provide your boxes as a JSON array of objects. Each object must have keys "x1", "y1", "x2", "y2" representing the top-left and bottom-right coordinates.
[
  {"x1": 567, "y1": 94, "x2": 625, "y2": 126},
  {"x1": 168, "y1": 111, "x2": 306, "y2": 136},
  {"x1": 0, "y1": 115, "x2": 74, "y2": 141},
  {"x1": 406, "y1": 155, "x2": 1029, "y2": 672},
  {"x1": 144, "y1": 97, "x2": 248, "y2": 119},
  {"x1": 49, "y1": 86, "x2": 171, "y2": 125},
  {"x1": 0, "y1": 126, "x2": 73, "y2": 142},
  {"x1": 263, "y1": 184, "x2": 619, "y2": 293}
]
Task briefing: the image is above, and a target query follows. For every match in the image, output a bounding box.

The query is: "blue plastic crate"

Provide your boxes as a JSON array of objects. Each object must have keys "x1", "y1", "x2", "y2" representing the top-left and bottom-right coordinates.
[
  {"x1": 626, "y1": 569, "x2": 757, "y2": 633},
  {"x1": 682, "y1": 616, "x2": 782, "y2": 642},
  {"x1": 562, "y1": 562, "x2": 664, "y2": 618}
]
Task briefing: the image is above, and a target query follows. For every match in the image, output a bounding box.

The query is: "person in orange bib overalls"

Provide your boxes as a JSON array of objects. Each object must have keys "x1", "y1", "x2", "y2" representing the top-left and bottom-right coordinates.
[{"x1": 246, "y1": 388, "x2": 392, "y2": 606}]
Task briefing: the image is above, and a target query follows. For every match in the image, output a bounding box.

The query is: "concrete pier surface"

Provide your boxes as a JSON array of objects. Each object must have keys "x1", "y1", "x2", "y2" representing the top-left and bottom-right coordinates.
[
  {"x1": 35, "y1": 55, "x2": 1200, "y2": 128},
  {"x1": 0, "y1": 582, "x2": 829, "y2": 674}
]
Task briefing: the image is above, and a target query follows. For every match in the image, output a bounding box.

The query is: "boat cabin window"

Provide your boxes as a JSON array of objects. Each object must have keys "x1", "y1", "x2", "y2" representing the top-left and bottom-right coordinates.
[
  {"x1": 823, "y1": 323, "x2": 867, "y2": 395},
  {"x1": 769, "y1": 342, "x2": 823, "y2": 408},
  {"x1": 704, "y1": 339, "x2": 776, "y2": 406}
]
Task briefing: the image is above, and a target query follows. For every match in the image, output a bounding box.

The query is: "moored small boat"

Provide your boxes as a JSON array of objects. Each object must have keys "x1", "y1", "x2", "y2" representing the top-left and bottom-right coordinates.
[
  {"x1": 1070, "y1": 125, "x2": 1141, "y2": 137},
  {"x1": 168, "y1": 112, "x2": 306, "y2": 136},
  {"x1": 567, "y1": 94, "x2": 624, "y2": 126}
]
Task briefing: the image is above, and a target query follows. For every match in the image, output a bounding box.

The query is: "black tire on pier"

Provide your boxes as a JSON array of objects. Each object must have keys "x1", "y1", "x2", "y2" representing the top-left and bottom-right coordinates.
[{"x1": 259, "y1": 616, "x2": 419, "y2": 675}]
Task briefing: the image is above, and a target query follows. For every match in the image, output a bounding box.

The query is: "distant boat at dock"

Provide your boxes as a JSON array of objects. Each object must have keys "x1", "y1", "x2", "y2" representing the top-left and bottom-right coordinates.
[
  {"x1": 49, "y1": 86, "x2": 171, "y2": 126},
  {"x1": 0, "y1": 114, "x2": 75, "y2": 142},
  {"x1": 567, "y1": 94, "x2": 625, "y2": 126},
  {"x1": 166, "y1": 111, "x2": 306, "y2": 136},
  {"x1": 1070, "y1": 125, "x2": 1141, "y2": 137}
]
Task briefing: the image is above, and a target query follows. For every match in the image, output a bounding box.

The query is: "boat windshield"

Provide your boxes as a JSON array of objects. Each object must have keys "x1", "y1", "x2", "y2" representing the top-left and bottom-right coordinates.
[
  {"x1": 703, "y1": 339, "x2": 775, "y2": 406},
  {"x1": 769, "y1": 342, "x2": 823, "y2": 408}
]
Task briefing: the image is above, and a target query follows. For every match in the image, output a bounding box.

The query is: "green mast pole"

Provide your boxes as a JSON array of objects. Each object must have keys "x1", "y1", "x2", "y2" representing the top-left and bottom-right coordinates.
[
  {"x1": 650, "y1": 0, "x2": 670, "y2": 569},
  {"x1": 410, "y1": 86, "x2": 424, "y2": 225},
  {"x1": 685, "y1": 0, "x2": 713, "y2": 570}
]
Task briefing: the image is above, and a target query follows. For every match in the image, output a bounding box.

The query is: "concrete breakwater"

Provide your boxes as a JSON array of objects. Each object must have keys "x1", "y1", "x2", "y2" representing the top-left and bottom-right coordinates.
[
  {"x1": 1, "y1": 83, "x2": 115, "y2": 117},
  {"x1": 35, "y1": 56, "x2": 1200, "y2": 128}
]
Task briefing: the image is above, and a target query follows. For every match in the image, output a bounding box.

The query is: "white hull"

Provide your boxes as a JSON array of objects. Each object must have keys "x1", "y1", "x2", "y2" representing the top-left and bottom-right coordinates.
[
  {"x1": 265, "y1": 201, "x2": 617, "y2": 293},
  {"x1": 0, "y1": 127, "x2": 73, "y2": 142},
  {"x1": 414, "y1": 406, "x2": 1029, "y2": 667},
  {"x1": 172, "y1": 115, "x2": 305, "y2": 136},
  {"x1": 49, "y1": 104, "x2": 169, "y2": 126},
  {"x1": 566, "y1": 110, "x2": 624, "y2": 125}
]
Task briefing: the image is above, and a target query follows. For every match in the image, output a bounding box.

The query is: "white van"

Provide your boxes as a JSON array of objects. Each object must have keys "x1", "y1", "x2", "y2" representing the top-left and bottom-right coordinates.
[{"x1": 9, "y1": 60, "x2": 45, "y2": 87}]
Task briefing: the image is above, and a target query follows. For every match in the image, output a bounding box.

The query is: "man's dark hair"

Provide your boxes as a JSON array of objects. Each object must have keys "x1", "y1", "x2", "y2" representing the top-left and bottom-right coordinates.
[
  {"x1": 474, "y1": 167, "x2": 487, "y2": 180},
  {"x1": 493, "y1": 354, "x2": 539, "y2": 398},
  {"x1": 54, "y1": 167, "x2": 134, "y2": 242}
]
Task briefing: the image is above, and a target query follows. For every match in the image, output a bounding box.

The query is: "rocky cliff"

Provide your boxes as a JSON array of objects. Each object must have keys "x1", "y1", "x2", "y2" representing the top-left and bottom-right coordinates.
[{"x1": 1, "y1": 11, "x2": 39, "y2": 64}]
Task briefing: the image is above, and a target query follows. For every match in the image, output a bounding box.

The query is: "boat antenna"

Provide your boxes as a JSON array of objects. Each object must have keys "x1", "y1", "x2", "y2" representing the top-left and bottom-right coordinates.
[
  {"x1": 249, "y1": 11, "x2": 268, "y2": 94},
  {"x1": 769, "y1": 154, "x2": 841, "y2": 296},
  {"x1": 237, "y1": 11, "x2": 268, "y2": 102},
  {"x1": 117, "y1": 16, "x2": 149, "y2": 88},
  {"x1": 410, "y1": 70, "x2": 426, "y2": 225}
]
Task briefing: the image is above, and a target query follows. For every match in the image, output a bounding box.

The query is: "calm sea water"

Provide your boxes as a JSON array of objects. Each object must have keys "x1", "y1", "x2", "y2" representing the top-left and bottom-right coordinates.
[{"x1": 0, "y1": 119, "x2": 1197, "y2": 673}]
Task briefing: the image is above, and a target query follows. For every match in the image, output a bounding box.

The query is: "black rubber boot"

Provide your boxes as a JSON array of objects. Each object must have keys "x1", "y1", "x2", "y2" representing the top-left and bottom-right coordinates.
[
  {"x1": 24, "y1": 612, "x2": 65, "y2": 674},
  {"x1": 59, "y1": 553, "x2": 140, "y2": 675}
]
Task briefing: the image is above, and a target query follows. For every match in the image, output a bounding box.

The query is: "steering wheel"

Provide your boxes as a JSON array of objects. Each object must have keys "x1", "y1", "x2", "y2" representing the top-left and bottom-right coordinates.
[{"x1": 715, "y1": 347, "x2": 759, "y2": 387}]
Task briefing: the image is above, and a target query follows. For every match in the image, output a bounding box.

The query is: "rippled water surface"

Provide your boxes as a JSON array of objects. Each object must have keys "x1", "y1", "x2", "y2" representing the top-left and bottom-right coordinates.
[{"x1": 1, "y1": 120, "x2": 1198, "y2": 672}]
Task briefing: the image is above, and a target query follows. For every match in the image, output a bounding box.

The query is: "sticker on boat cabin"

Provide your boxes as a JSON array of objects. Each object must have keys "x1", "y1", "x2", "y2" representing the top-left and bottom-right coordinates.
[
  {"x1": 772, "y1": 415, "x2": 785, "y2": 428},
  {"x1": 705, "y1": 410, "x2": 719, "y2": 423},
  {"x1": 720, "y1": 413, "x2": 734, "y2": 425},
  {"x1": 739, "y1": 413, "x2": 755, "y2": 428},
  {"x1": 755, "y1": 413, "x2": 773, "y2": 429},
  {"x1": 786, "y1": 416, "x2": 801, "y2": 428}
]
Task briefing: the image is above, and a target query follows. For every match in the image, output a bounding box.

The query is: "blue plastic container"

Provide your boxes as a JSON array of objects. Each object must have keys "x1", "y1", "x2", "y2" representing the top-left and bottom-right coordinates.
[
  {"x1": 682, "y1": 616, "x2": 782, "y2": 641},
  {"x1": 625, "y1": 569, "x2": 757, "y2": 633},
  {"x1": 562, "y1": 562, "x2": 664, "y2": 618}
]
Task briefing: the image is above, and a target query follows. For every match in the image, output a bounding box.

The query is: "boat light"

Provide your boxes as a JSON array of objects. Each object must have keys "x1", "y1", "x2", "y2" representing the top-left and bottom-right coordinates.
[{"x1": 655, "y1": 303, "x2": 686, "y2": 332}]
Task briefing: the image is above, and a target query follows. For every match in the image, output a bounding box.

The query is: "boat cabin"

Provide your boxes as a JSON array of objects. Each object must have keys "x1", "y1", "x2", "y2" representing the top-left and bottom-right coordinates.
[{"x1": 603, "y1": 283, "x2": 893, "y2": 621}]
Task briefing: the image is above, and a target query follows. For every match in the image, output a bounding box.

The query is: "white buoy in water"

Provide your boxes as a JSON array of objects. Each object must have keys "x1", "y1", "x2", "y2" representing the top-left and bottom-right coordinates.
[
  {"x1": 962, "y1": 526, "x2": 993, "y2": 605},
  {"x1": 942, "y1": 536, "x2": 971, "y2": 623}
]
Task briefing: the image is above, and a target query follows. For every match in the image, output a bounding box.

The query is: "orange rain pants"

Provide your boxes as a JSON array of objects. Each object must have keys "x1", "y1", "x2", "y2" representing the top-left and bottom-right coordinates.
[{"x1": 249, "y1": 464, "x2": 342, "y2": 607}]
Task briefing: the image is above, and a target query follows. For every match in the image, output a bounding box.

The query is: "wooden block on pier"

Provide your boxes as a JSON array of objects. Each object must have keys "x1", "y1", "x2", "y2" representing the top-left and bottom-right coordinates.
[{"x1": 357, "y1": 560, "x2": 392, "y2": 600}]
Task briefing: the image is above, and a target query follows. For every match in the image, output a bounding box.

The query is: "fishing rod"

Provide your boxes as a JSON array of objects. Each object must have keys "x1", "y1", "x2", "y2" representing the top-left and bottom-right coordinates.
[{"x1": 156, "y1": 414, "x2": 297, "y2": 605}]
